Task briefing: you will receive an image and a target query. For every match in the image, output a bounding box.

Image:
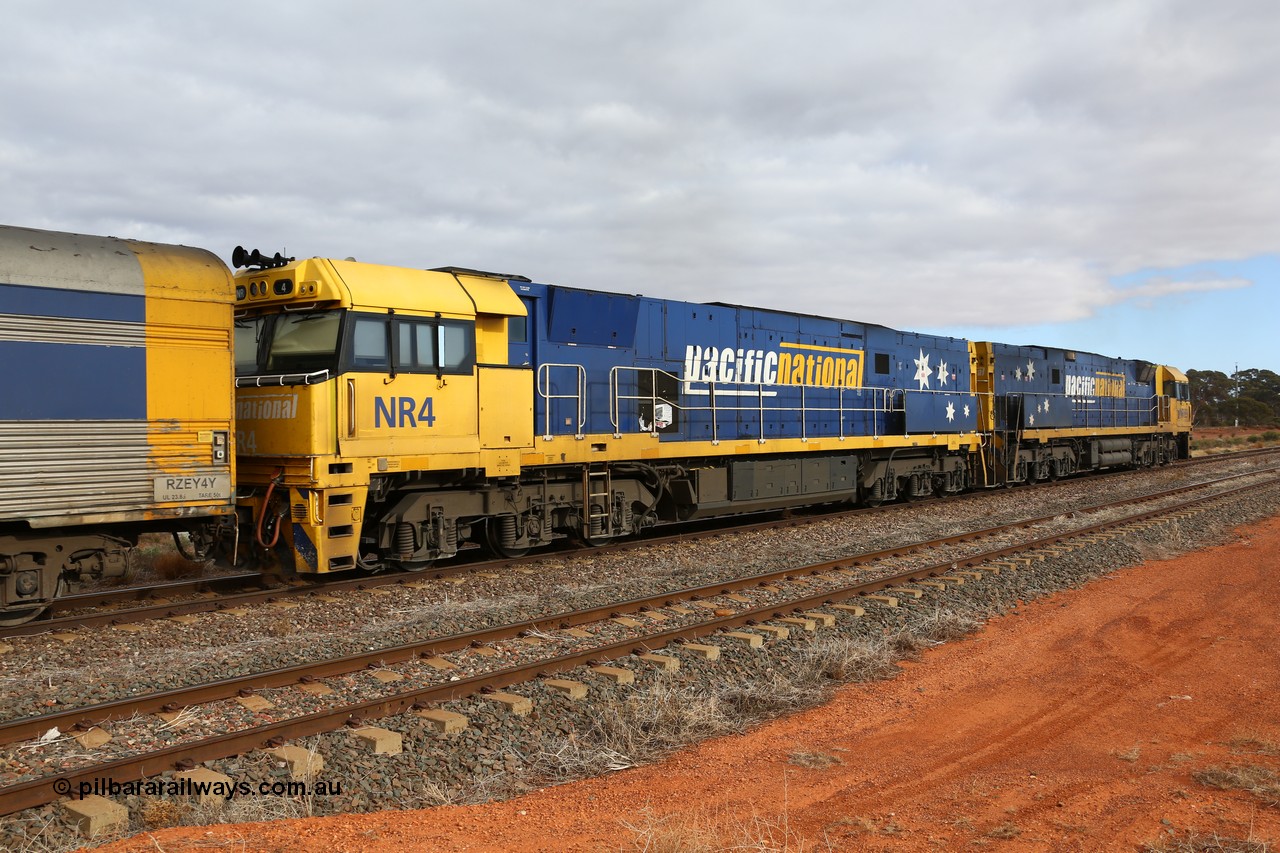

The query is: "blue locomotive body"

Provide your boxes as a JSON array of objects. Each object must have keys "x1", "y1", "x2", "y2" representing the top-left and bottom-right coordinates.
[
  {"x1": 515, "y1": 282, "x2": 978, "y2": 445},
  {"x1": 983, "y1": 343, "x2": 1159, "y2": 432}
]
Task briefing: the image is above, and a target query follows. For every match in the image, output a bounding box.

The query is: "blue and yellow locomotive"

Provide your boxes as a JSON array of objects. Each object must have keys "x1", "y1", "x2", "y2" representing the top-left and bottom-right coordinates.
[
  {"x1": 971, "y1": 341, "x2": 1191, "y2": 486},
  {"x1": 230, "y1": 251, "x2": 1190, "y2": 576}
]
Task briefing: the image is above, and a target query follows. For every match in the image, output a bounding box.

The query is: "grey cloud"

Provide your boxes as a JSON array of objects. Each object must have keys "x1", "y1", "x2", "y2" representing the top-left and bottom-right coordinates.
[{"x1": 2, "y1": 0, "x2": 1277, "y2": 330}]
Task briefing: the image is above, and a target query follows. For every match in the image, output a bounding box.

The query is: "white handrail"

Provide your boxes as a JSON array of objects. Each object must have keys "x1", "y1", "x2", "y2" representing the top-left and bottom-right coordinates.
[
  {"x1": 536, "y1": 363, "x2": 587, "y2": 440},
  {"x1": 607, "y1": 366, "x2": 917, "y2": 443}
]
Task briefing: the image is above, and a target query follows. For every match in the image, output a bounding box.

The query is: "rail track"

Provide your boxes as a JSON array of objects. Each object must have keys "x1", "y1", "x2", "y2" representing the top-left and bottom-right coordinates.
[
  {"x1": 7, "y1": 447, "x2": 1278, "y2": 641},
  {"x1": 3, "y1": 461, "x2": 1278, "y2": 819}
]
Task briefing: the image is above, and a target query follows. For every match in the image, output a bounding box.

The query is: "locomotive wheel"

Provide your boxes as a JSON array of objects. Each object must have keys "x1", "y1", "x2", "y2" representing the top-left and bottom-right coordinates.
[
  {"x1": 116, "y1": 546, "x2": 138, "y2": 584},
  {"x1": 485, "y1": 519, "x2": 530, "y2": 559},
  {"x1": 573, "y1": 530, "x2": 612, "y2": 548},
  {"x1": 0, "y1": 603, "x2": 49, "y2": 627}
]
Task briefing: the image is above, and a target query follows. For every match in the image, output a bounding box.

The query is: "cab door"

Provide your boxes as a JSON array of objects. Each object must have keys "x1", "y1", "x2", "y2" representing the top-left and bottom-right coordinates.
[
  {"x1": 337, "y1": 313, "x2": 481, "y2": 464},
  {"x1": 508, "y1": 296, "x2": 536, "y2": 367}
]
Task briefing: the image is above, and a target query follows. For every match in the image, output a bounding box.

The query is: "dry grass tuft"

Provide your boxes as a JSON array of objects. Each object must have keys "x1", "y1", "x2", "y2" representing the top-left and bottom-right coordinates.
[
  {"x1": 1229, "y1": 732, "x2": 1280, "y2": 757},
  {"x1": 719, "y1": 677, "x2": 810, "y2": 717},
  {"x1": 533, "y1": 681, "x2": 740, "y2": 781},
  {"x1": 212, "y1": 793, "x2": 318, "y2": 823},
  {"x1": 912, "y1": 607, "x2": 982, "y2": 643},
  {"x1": 1115, "y1": 745, "x2": 1142, "y2": 762},
  {"x1": 889, "y1": 631, "x2": 932, "y2": 659},
  {"x1": 621, "y1": 808, "x2": 721, "y2": 852},
  {"x1": 1193, "y1": 765, "x2": 1280, "y2": 807},
  {"x1": 532, "y1": 737, "x2": 636, "y2": 780},
  {"x1": 887, "y1": 607, "x2": 981, "y2": 659},
  {"x1": 1143, "y1": 830, "x2": 1272, "y2": 852},
  {"x1": 832, "y1": 815, "x2": 880, "y2": 833},
  {"x1": 139, "y1": 797, "x2": 188, "y2": 829},
  {"x1": 986, "y1": 822, "x2": 1021, "y2": 839},
  {"x1": 795, "y1": 635, "x2": 899, "y2": 684},
  {"x1": 788, "y1": 750, "x2": 843, "y2": 770},
  {"x1": 620, "y1": 804, "x2": 831, "y2": 852},
  {"x1": 406, "y1": 778, "x2": 461, "y2": 808},
  {"x1": 151, "y1": 551, "x2": 206, "y2": 580}
]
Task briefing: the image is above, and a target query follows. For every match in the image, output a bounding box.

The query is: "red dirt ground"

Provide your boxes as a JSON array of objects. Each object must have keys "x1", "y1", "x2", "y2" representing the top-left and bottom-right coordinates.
[{"x1": 96, "y1": 514, "x2": 1280, "y2": 852}]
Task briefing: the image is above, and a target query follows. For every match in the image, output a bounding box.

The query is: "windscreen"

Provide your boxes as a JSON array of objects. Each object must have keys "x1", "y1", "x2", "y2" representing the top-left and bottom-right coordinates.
[{"x1": 235, "y1": 309, "x2": 344, "y2": 378}]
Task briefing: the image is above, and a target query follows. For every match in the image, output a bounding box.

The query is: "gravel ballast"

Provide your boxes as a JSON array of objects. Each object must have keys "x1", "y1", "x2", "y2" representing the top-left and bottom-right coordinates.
[{"x1": 2, "y1": 459, "x2": 1279, "y2": 851}]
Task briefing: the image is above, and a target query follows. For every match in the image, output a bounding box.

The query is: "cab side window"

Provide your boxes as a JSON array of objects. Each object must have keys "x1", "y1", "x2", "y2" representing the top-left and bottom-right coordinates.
[
  {"x1": 394, "y1": 318, "x2": 475, "y2": 375},
  {"x1": 509, "y1": 315, "x2": 528, "y2": 344},
  {"x1": 398, "y1": 321, "x2": 437, "y2": 370},
  {"x1": 438, "y1": 322, "x2": 474, "y2": 372},
  {"x1": 351, "y1": 316, "x2": 390, "y2": 369}
]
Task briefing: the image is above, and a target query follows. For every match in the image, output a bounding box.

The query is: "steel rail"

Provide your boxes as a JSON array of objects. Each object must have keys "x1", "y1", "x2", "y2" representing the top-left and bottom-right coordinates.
[
  {"x1": 3, "y1": 466, "x2": 1274, "y2": 746},
  {"x1": 45, "y1": 572, "x2": 269, "y2": 614},
  {"x1": 6, "y1": 451, "x2": 1276, "y2": 640},
  {"x1": 2, "y1": 473, "x2": 1276, "y2": 817},
  {"x1": 2, "y1": 467, "x2": 1275, "y2": 749}
]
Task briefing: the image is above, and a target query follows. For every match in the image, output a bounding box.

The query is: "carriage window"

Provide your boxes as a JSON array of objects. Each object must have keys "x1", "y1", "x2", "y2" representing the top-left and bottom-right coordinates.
[{"x1": 874, "y1": 353, "x2": 890, "y2": 374}]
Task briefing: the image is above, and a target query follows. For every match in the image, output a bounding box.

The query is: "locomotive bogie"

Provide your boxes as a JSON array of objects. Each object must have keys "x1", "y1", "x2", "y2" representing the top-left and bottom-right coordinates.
[{"x1": 0, "y1": 531, "x2": 139, "y2": 626}]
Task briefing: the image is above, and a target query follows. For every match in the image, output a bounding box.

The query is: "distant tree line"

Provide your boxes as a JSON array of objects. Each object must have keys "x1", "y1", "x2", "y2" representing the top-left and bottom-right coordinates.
[{"x1": 1187, "y1": 368, "x2": 1280, "y2": 427}]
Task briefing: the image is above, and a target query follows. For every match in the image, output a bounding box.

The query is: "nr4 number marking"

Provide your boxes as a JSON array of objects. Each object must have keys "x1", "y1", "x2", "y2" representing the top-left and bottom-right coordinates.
[
  {"x1": 373, "y1": 396, "x2": 436, "y2": 428},
  {"x1": 235, "y1": 430, "x2": 257, "y2": 454}
]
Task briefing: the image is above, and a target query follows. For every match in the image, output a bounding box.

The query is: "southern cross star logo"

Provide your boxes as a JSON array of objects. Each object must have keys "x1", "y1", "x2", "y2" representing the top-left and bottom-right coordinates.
[
  {"x1": 913, "y1": 349, "x2": 931, "y2": 390},
  {"x1": 963, "y1": 404, "x2": 971, "y2": 417},
  {"x1": 936, "y1": 360, "x2": 949, "y2": 387},
  {"x1": 945, "y1": 402, "x2": 956, "y2": 422},
  {"x1": 1026, "y1": 360, "x2": 1036, "y2": 381},
  {"x1": 1014, "y1": 366, "x2": 1023, "y2": 381}
]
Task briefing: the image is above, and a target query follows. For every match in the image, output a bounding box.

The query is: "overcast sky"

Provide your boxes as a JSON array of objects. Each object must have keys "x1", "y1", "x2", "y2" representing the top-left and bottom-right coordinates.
[{"x1": 3, "y1": 1, "x2": 1275, "y2": 373}]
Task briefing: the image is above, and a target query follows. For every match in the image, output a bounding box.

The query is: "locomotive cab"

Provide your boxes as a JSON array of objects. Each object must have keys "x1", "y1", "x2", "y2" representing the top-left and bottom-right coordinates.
[
  {"x1": 1156, "y1": 364, "x2": 1193, "y2": 456},
  {"x1": 232, "y1": 256, "x2": 530, "y2": 574}
]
